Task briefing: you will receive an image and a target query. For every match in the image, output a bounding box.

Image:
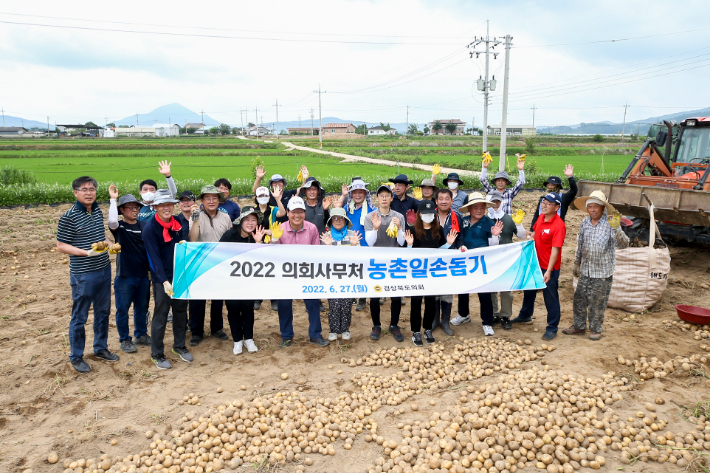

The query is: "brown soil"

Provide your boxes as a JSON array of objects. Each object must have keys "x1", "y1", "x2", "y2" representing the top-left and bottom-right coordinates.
[{"x1": 0, "y1": 192, "x2": 709, "y2": 473}]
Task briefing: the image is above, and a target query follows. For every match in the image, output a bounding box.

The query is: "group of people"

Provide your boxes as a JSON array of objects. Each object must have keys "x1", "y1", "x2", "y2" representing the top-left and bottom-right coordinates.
[{"x1": 57, "y1": 155, "x2": 629, "y2": 374}]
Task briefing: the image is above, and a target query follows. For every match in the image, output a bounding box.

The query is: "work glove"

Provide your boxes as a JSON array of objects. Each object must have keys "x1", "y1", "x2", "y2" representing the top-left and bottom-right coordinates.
[
  {"x1": 386, "y1": 221, "x2": 399, "y2": 238},
  {"x1": 406, "y1": 209, "x2": 417, "y2": 226},
  {"x1": 163, "y1": 281, "x2": 174, "y2": 297},
  {"x1": 297, "y1": 169, "x2": 304, "y2": 183},
  {"x1": 87, "y1": 242, "x2": 109, "y2": 257},
  {"x1": 432, "y1": 164, "x2": 441, "y2": 175},
  {"x1": 512, "y1": 209, "x2": 525, "y2": 225},
  {"x1": 517, "y1": 153, "x2": 527, "y2": 162},
  {"x1": 573, "y1": 263, "x2": 580, "y2": 278},
  {"x1": 608, "y1": 211, "x2": 621, "y2": 228},
  {"x1": 482, "y1": 152, "x2": 492, "y2": 166},
  {"x1": 109, "y1": 243, "x2": 122, "y2": 255},
  {"x1": 271, "y1": 222, "x2": 284, "y2": 241},
  {"x1": 413, "y1": 187, "x2": 422, "y2": 200}
]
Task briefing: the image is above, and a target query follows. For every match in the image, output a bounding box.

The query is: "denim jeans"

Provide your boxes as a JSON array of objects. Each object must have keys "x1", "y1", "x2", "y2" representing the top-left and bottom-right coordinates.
[
  {"x1": 69, "y1": 266, "x2": 112, "y2": 362},
  {"x1": 277, "y1": 299, "x2": 322, "y2": 341},
  {"x1": 519, "y1": 269, "x2": 561, "y2": 332},
  {"x1": 114, "y1": 276, "x2": 150, "y2": 341}
]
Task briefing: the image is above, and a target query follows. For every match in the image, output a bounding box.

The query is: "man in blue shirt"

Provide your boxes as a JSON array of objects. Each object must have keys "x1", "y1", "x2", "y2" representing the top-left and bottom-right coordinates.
[
  {"x1": 214, "y1": 178, "x2": 242, "y2": 221},
  {"x1": 451, "y1": 192, "x2": 503, "y2": 336},
  {"x1": 389, "y1": 174, "x2": 419, "y2": 222},
  {"x1": 57, "y1": 176, "x2": 121, "y2": 373}
]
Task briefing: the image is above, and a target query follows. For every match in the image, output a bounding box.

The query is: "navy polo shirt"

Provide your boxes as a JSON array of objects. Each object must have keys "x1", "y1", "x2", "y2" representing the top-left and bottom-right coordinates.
[
  {"x1": 57, "y1": 201, "x2": 110, "y2": 274},
  {"x1": 219, "y1": 199, "x2": 241, "y2": 222},
  {"x1": 391, "y1": 194, "x2": 419, "y2": 216},
  {"x1": 110, "y1": 220, "x2": 149, "y2": 278},
  {"x1": 461, "y1": 215, "x2": 494, "y2": 249}
]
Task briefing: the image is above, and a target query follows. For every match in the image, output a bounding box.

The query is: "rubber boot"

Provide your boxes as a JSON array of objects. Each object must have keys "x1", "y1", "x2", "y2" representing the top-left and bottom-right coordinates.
[
  {"x1": 431, "y1": 305, "x2": 441, "y2": 331},
  {"x1": 440, "y1": 301, "x2": 455, "y2": 336}
]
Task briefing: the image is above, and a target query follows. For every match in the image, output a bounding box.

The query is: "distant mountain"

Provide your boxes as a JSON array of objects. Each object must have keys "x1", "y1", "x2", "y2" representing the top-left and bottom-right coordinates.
[
  {"x1": 538, "y1": 107, "x2": 710, "y2": 135},
  {"x1": 273, "y1": 116, "x2": 428, "y2": 134},
  {"x1": 115, "y1": 103, "x2": 220, "y2": 127},
  {"x1": 0, "y1": 115, "x2": 55, "y2": 130}
]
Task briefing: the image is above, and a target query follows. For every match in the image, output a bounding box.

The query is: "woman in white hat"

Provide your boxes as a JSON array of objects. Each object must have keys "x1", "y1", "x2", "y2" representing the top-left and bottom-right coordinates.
[
  {"x1": 563, "y1": 191, "x2": 629, "y2": 341},
  {"x1": 320, "y1": 207, "x2": 362, "y2": 341}
]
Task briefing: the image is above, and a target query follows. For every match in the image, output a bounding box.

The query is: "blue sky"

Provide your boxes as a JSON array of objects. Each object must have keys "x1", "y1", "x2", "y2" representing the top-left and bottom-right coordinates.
[{"x1": 1, "y1": 0, "x2": 709, "y2": 127}]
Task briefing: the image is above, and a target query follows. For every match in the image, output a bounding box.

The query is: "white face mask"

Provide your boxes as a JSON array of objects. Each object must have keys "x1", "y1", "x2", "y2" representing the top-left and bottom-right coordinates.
[
  {"x1": 256, "y1": 196, "x2": 270, "y2": 205},
  {"x1": 447, "y1": 182, "x2": 459, "y2": 190},
  {"x1": 141, "y1": 192, "x2": 155, "y2": 202},
  {"x1": 421, "y1": 214, "x2": 436, "y2": 224}
]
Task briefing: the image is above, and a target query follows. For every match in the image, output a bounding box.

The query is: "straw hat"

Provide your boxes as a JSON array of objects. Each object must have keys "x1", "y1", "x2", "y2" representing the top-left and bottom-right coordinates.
[
  {"x1": 573, "y1": 190, "x2": 616, "y2": 214},
  {"x1": 459, "y1": 191, "x2": 495, "y2": 209}
]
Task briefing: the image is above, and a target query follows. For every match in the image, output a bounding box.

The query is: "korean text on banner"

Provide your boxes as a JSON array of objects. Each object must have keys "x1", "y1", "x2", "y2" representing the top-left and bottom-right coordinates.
[{"x1": 172, "y1": 240, "x2": 545, "y2": 300}]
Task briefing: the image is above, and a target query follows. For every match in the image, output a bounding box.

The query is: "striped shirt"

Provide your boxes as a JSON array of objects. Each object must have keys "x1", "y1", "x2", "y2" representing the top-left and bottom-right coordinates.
[
  {"x1": 574, "y1": 215, "x2": 630, "y2": 278},
  {"x1": 479, "y1": 168, "x2": 526, "y2": 214},
  {"x1": 57, "y1": 201, "x2": 110, "y2": 274}
]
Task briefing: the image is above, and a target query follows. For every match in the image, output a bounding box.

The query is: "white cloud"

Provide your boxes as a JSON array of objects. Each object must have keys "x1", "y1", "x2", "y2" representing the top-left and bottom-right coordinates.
[{"x1": 0, "y1": 0, "x2": 709, "y2": 126}]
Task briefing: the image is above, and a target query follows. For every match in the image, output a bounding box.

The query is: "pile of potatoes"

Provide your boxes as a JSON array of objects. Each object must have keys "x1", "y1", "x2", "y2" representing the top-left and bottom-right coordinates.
[
  {"x1": 616, "y1": 353, "x2": 708, "y2": 380},
  {"x1": 662, "y1": 320, "x2": 710, "y2": 340}
]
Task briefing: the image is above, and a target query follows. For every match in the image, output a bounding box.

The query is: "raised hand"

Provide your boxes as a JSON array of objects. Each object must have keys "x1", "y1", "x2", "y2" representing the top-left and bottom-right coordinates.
[
  {"x1": 320, "y1": 232, "x2": 334, "y2": 246},
  {"x1": 406, "y1": 209, "x2": 417, "y2": 225},
  {"x1": 564, "y1": 164, "x2": 574, "y2": 178},
  {"x1": 482, "y1": 152, "x2": 492, "y2": 168},
  {"x1": 413, "y1": 187, "x2": 422, "y2": 200},
  {"x1": 341, "y1": 183, "x2": 349, "y2": 196},
  {"x1": 256, "y1": 165, "x2": 266, "y2": 179},
  {"x1": 371, "y1": 213, "x2": 382, "y2": 230},
  {"x1": 271, "y1": 222, "x2": 284, "y2": 241},
  {"x1": 432, "y1": 164, "x2": 442, "y2": 175},
  {"x1": 516, "y1": 154, "x2": 526, "y2": 170},
  {"x1": 323, "y1": 196, "x2": 332, "y2": 210},
  {"x1": 349, "y1": 230, "x2": 361, "y2": 246},
  {"x1": 108, "y1": 184, "x2": 119, "y2": 200},
  {"x1": 512, "y1": 209, "x2": 525, "y2": 225},
  {"x1": 271, "y1": 186, "x2": 283, "y2": 201},
  {"x1": 158, "y1": 160, "x2": 172, "y2": 176},
  {"x1": 253, "y1": 225, "x2": 266, "y2": 243},
  {"x1": 404, "y1": 230, "x2": 414, "y2": 246},
  {"x1": 300, "y1": 165, "x2": 309, "y2": 181},
  {"x1": 608, "y1": 211, "x2": 621, "y2": 228},
  {"x1": 446, "y1": 230, "x2": 459, "y2": 245},
  {"x1": 491, "y1": 220, "x2": 504, "y2": 237}
]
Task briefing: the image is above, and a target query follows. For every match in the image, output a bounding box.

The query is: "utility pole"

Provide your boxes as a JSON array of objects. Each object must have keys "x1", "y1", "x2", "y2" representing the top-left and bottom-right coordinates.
[
  {"x1": 298, "y1": 115, "x2": 301, "y2": 127},
  {"x1": 136, "y1": 113, "x2": 139, "y2": 125},
  {"x1": 1, "y1": 107, "x2": 5, "y2": 127},
  {"x1": 313, "y1": 85, "x2": 326, "y2": 148},
  {"x1": 47, "y1": 116, "x2": 50, "y2": 135},
  {"x1": 273, "y1": 99, "x2": 281, "y2": 139},
  {"x1": 621, "y1": 102, "x2": 629, "y2": 140},
  {"x1": 468, "y1": 20, "x2": 501, "y2": 153},
  {"x1": 310, "y1": 109, "x2": 314, "y2": 136},
  {"x1": 201, "y1": 110, "x2": 204, "y2": 125},
  {"x1": 241, "y1": 109, "x2": 248, "y2": 135},
  {"x1": 406, "y1": 105, "x2": 409, "y2": 138},
  {"x1": 531, "y1": 104, "x2": 536, "y2": 130},
  {"x1": 254, "y1": 106, "x2": 259, "y2": 136},
  {"x1": 499, "y1": 34, "x2": 513, "y2": 172}
]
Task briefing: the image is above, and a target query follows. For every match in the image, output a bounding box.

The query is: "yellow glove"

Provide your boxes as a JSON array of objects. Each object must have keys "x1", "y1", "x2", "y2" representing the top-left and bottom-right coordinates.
[
  {"x1": 386, "y1": 221, "x2": 398, "y2": 238},
  {"x1": 517, "y1": 154, "x2": 527, "y2": 162},
  {"x1": 271, "y1": 222, "x2": 284, "y2": 240},
  {"x1": 413, "y1": 187, "x2": 422, "y2": 200},
  {"x1": 512, "y1": 209, "x2": 525, "y2": 225},
  {"x1": 432, "y1": 164, "x2": 441, "y2": 175},
  {"x1": 163, "y1": 281, "x2": 174, "y2": 297},
  {"x1": 482, "y1": 152, "x2": 492, "y2": 166},
  {"x1": 109, "y1": 243, "x2": 122, "y2": 255},
  {"x1": 87, "y1": 241, "x2": 109, "y2": 257},
  {"x1": 264, "y1": 235, "x2": 271, "y2": 244},
  {"x1": 297, "y1": 169, "x2": 304, "y2": 183},
  {"x1": 608, "y1": 211, "x2": 621, "y2": 228}
]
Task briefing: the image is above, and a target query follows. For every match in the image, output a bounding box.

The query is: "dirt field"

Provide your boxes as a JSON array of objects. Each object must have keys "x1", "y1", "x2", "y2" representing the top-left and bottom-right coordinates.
[{"x1": 1, "y1": 191, "x2": 709, "y2": 473}]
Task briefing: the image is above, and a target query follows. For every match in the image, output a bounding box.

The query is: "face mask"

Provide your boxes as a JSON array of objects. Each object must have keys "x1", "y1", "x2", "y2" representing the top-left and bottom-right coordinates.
[
  {"x1": 257, "y1": 196, "x2": 269, "y2": 205},
  {"x1": 447, "y1": 182, "x2": 459, "y2": 190},
  {"x1": 489, "y1": 206, "x2": 505, "y2": 219},
  {"x1": 421, "y1": 214, "x2": 435, "y2": 224},
  {"x1": 141, "y1": 192, "x2": 155, "y2": 202}
]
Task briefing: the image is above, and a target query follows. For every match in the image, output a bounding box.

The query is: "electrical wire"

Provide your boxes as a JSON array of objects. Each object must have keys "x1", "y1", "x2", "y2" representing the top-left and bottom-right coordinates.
[{"x1": 513, "y1": 26, "x2": 710, "y2": 48}]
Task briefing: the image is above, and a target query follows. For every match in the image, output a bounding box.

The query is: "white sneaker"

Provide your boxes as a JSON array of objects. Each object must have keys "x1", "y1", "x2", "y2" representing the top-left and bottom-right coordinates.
[
  {"x1": 450, "y1": 315, "x2": 471, "y2": 326},
  {"x1": 482, "y1": 325, "x2": 495, "y2": 336},
  {"x1": 233, "y1": 341, "x2": 243, "y2": 355},
  {"x1": 244, "y1": 339, "x2": 258, "y2": 353},
  {"x1": 341, "y1": 331, "x2": 351, "y2": 341},
  {"x1": 328, "y1": 332, "x2": 338, "y2": 341}
]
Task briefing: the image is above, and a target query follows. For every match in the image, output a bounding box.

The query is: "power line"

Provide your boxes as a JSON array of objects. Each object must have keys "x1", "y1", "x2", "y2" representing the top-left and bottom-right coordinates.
[{"x1": 513, "y1": 26, "x2": 710, "y2": 48}]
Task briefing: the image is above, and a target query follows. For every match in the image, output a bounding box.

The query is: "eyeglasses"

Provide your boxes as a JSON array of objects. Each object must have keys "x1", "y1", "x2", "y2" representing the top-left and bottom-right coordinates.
[
  {"x1": 77, "y1": 188, "x2": 96, "y2": 193},
  {"x1": 331, "y1": 216, "x2": 345, "y2": 221}
]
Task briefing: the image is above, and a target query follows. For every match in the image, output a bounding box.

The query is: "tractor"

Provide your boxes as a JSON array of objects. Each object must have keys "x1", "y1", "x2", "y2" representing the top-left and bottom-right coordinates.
[{"x1": 576, "y1": 117, "x2": 710, "y2": 243}]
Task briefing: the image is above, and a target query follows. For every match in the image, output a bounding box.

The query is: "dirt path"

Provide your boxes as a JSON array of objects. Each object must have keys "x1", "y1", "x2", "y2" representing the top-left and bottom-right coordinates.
[{"x1": 282, "y1": 141, "x2": 480, "y2": 178}]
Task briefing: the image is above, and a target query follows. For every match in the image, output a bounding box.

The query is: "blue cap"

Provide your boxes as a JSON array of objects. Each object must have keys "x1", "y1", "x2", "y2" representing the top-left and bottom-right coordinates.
[{"x1": 542, "y1": 193, "x2": 561, "y2": 205}]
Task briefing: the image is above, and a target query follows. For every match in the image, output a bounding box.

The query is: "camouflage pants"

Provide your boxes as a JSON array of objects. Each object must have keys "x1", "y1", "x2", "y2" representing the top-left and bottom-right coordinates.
[{"x1": 573, "y1": 275, "x2": 613, "y2": 333}]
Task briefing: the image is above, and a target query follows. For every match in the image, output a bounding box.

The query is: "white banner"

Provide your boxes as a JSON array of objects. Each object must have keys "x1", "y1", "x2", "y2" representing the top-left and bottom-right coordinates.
[{"x1": 172, "y1": 241, "x2": 545, "y2": 300}]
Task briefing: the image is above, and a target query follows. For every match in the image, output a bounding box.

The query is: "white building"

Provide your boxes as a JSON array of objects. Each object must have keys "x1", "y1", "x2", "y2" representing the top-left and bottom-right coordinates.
[
  {"x1": 151, "y1": 124, "x2": 180, "y2": 137},
  {"x1": 103, "y1": 128, "x2": 115, "y2": 138},
  {"x1": 114, "y1": 126, "x2": 156, "y2": 137},
  {"x1": 488, "y1": 125, "x2": 536, "y2": 137},
  {"x1": 368, "y1": 126, "x2": 396, "y2": 136},
  {"x1": 247, "y1": 126, "x2": 273, "y2": 136}
]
